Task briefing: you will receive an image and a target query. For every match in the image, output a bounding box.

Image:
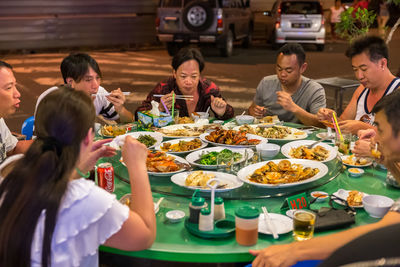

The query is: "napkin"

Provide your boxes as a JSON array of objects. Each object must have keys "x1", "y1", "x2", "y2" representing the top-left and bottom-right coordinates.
[{"x1": 150, "y1": 100, "x2": 160, "y2": 117}]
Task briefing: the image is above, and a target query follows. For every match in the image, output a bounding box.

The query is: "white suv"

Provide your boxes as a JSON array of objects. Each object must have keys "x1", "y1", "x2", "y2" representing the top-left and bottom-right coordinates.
[
  {"x1": 264, "y1": 0, "x2": 325, "y2": 51},
  {"x1": 156, "y1": 0, "x2": 254, "y2": 57}
]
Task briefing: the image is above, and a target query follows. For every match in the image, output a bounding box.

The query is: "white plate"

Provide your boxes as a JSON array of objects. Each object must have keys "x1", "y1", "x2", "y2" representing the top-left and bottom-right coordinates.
[
  {"x1": 281, "y1": 140, "x2": 337, "y2": 162},
  {"x1": 121, "y1": 153, "x2": 189, "y2": 176},
  {"x1": 119, "y1": 194, "x2": 160, "y2": 213},
  {"x1": 157, "y1": 123, "x2": 207, "y2": 138},
  {"x1": 185, "y1": 147, "x2": 253, "y2": 170},
  {"x1": 341, "y1": 155, "x2": 373, "y2": 168},
  {"x1": 332, "y1": 189, "x2": 369, "y2": 208},
  {"x1": 200, "y1": 133, "x2": 268, "y2": 148},
  {"x1": 109, "y1": 131, "x2": 163, "y2": 149},
  {"x1": 154, "y1": 137, "x2": 208, "y2": 155},
  {"x1": 316, "y1": 132, "x2": 334, "y2": 140},
  {"x1": 233, "y1": 125, "x2": 308, "y2": 141},
  {"x1": 97, "y1": 126, "x2": 127, "y2": 138},
  {"x1": 237, "y1": 159, "x2": 328, "y2": 188},
  {"x1": 258, "y1": 213, "x2": 293, "y2": 235},
  {"x1": 170, "y1": 171, "x2": 243, "y2": 192}
]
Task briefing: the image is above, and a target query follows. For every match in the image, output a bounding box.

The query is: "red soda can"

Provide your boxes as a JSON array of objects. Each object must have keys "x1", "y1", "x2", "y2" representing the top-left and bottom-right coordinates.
[{"x1": 97, "y1": 163, "x2": 114, "y2": 193}]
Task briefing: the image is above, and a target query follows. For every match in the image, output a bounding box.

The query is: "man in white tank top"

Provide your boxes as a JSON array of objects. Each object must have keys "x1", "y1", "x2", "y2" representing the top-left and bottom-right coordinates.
[{"x1": 317, "y1": 36, "x2": 399, "y2": 135}]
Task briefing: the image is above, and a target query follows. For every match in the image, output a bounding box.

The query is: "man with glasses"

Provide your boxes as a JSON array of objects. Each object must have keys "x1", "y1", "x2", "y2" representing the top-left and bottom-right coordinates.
[
  {"x1": 248, "y1": 43, "x2": 326, "y2": 127},
  {"x1": 35, "y1": 53, "x2": 133, "y2": 122}
]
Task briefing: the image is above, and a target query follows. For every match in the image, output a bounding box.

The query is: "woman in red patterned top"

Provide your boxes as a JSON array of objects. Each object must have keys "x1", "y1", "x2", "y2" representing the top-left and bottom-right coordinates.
[{"x1": 135, "y1": 47, "x2": 234, "y2": 120}]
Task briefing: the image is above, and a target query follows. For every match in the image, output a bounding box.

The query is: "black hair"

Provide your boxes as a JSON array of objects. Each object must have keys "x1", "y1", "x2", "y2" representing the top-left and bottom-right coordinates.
[
  {"x1": 171, "y1": 47, "x2": 205, "y2": 72},
  {"x1": 372, "y1": 89, "x2": 400, "y2": 137},
  {"x1": 0, "y1": 85, "x2": 95, "y2": 266},
  {"x1": 0, "y1": 61, "x2": 12, "y2": 70},
  {"x1": 60, "y1": 53, "x2": 102, "y2": 84},
  {"x1": 345, "y1": 36, "x2": 389, "y2": 63},
  {"x1": 277, "y1": 43, "x2": 306, "y2": 66}
]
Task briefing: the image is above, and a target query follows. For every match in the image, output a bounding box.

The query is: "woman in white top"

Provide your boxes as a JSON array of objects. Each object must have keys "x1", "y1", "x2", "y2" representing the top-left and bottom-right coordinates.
[
  {"x1": 329, "y1": 0, "x2": 345, "y2": 41},
  {"x1": 0, "y1": 85, "x2": 156, "y2": 266}
]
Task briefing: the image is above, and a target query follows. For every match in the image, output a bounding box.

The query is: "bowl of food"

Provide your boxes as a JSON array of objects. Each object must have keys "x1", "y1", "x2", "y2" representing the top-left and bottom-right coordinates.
[
  {"x1": 363, "y1": 195, "x2": 394, "y2": 218},
  {"x1": 256, "y1": 143, "x2": 280, "y2": 160},
  {"x1": 236, "y1": 115, "x2": 255, "y2": 125},
  {"x1": 348, "y1": 168, "x2": 364, "y2": 177},
  {"x1": 191, "y1": 112, "x2": 209, "y2": 121},
  {"x1": 311, "y1": 191, "x2": 329, "y2": 202}
]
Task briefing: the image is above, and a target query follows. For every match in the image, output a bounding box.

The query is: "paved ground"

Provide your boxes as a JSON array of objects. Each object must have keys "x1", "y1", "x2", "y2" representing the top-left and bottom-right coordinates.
[{"x1": 2, "y1": 29, "x2": 400, "y2": 133}]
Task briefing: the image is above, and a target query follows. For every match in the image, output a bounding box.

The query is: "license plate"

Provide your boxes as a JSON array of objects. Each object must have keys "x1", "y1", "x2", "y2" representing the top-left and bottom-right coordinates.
[{"x1": 292, "y1": 23, "x2": 311, "y2": 28}]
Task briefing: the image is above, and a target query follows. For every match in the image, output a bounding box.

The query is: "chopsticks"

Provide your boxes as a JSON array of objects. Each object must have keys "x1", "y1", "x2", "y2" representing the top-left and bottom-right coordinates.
[
  {"x1": 153, "y1": 94, "x2": 193, "y2": 100},
  {"x1": 96, "y1": 92, "x2": 131, "y2": 96},
  {"x1": 262, "y1": 206, "x2": 279, "y2": 239}
]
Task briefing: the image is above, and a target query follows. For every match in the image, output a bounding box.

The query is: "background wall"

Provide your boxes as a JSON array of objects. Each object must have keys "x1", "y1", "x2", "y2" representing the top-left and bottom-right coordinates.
[{"x1": 0, "y1": 0, "x2": 159, "y2": 50}]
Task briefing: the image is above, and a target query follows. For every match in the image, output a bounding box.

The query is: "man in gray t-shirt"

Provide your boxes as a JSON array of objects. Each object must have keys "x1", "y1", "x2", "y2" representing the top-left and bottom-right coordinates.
[{"x1": 248, "y1": 43, "x2": 326, "y2": 126}]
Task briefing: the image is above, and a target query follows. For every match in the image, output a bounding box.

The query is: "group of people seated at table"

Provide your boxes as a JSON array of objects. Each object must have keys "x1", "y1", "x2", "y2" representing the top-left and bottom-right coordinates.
[{"x1": 0, "y1": 34, "x2": 399, "y2": 266}]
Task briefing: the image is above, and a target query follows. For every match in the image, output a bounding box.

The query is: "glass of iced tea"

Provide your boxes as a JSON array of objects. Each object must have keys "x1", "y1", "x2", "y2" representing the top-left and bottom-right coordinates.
[
  {"x1": 235, "y1": 206, "x2": 259, "y2": 246},
  {"x1": 293, "y1": 210, "x2": 316, "y2": 241}
]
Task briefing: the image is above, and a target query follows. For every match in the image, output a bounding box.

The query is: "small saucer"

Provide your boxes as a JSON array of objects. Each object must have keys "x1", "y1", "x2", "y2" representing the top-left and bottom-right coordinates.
[{"x1": 166, "y1": 210, "x2": 185, "y2": 223}]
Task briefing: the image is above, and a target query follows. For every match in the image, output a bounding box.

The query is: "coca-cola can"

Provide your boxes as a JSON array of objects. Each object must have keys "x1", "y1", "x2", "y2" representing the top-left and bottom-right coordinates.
[{"x1": 97, "y1": 163, "x2": 114, "y2": 193}]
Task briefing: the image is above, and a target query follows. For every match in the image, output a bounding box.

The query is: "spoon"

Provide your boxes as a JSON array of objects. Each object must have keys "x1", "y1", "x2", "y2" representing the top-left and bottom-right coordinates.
[{"x1": 205, "y1": 106, "x2": 210, "y2": 117}]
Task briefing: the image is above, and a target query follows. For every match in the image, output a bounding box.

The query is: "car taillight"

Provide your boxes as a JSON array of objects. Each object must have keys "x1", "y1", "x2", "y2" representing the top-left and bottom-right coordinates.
[
  {"x1": 155, "y1": 17, "x2": 160, "y2": 28},
  {"x1": 276, "y1": 7, "x2": 281, "y2": 29},
  {"x1": 217, "y1": 9, "x2": 223, "y2": 33}
]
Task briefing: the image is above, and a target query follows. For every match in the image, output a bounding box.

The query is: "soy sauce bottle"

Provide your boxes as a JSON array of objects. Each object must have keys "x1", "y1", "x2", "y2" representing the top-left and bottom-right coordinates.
[{"x1": 189, "y1": 190, "x2": 208, "y2": 224}]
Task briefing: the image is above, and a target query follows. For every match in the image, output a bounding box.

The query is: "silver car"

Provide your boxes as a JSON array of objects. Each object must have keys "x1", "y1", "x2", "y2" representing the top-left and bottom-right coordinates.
[{"x1": 264, "y1": 0, "x2": 325, "y2": 51}]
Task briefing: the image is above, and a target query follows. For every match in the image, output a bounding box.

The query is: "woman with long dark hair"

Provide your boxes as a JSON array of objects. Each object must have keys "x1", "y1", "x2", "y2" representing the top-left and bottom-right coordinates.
[{"x1": 0, "y1": 86, "x2": 156, "y2": 266}]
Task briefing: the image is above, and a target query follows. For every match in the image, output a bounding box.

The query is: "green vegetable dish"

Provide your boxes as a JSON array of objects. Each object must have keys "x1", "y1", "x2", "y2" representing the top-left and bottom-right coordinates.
[
  {"x1": 198, "y1": 149, "x2": 243, "y2": 165},
  {"x1": 137, "y1": 135, "x2": 156, "y2": 147}
]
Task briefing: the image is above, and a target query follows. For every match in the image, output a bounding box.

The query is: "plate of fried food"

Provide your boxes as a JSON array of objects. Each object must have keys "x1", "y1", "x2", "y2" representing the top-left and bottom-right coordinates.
[
  {"x1": 333, "y1": 189, "x2": 369, "y2": 208},
  {"x1": 185, "y1": 147, "x2": 252, "y2": 170},
  {"x1": 281, "y1": 140, "x2": 336, "y2": 162},
  {"x1": 155, "y1": 138, "x2": 208, "y2": 155},
  {"x1": 234, "y1": 125, "x2": 307, "y2": 141},
  {"x1": 237, "y1": 159, "x2": 328, "y2": 188},
  {"x1": 341, "y1": 155, "x2": 373, "y2": 167},
  {"x1": 109, "y1": 131, "x2": 163, "y2": 150},
  {"x1": 171, "y1": 170, "x2": 243, "y2": 192},
  {"x1": 200, "y1": 129, "x2": 268, "y2": 148},
  {"x1": 98, "y1": 124, "x2": 127, "y2": 138},
  {"x1": 157, "y1": 123, "x2": 207, "y2": 138},
  {"x1": 176, "y1": 116, "x2": 194, "y2": 124},
  {"x1": 121, "y1": 150, "x2": 190, "y2": 176},
  {"x1": 258, "y1": 115, "x2": 280, "y2": 124}
]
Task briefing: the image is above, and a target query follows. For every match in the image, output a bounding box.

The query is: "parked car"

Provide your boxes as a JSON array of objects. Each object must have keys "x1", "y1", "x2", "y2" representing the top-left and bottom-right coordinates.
[
  {"x1": 263, "y1": 0, "x2": 325, "y2": 51},
  {"x1": 156, "y1": 0, "x2": 254, "y2": 57}
]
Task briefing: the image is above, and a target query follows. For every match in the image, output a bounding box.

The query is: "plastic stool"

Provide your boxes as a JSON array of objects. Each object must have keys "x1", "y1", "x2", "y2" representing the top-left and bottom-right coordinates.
[{"x1": 21, "y1": 116, "x2": 34, "y2": 140}]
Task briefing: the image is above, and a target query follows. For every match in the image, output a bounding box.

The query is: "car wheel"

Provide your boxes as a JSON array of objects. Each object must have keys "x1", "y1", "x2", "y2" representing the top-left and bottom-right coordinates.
[
  {"x1": 242, "y1": 27, "x2": 253, "y2": 48},
  {"x1": 220, "y1": 30, "x2": 233, "y2": 57},
  {"x1": 166, "y1": 42, "x2": 181, "y2": 56},
  {"x1": 316, "y1": 44, "x2": 325, "y2": 51},
  {"x1": 182, "y1": 1, "x2": 213, "y2": 32}
]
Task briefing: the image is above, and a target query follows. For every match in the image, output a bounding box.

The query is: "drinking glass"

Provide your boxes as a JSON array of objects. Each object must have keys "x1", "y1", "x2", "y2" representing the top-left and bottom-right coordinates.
[
  {"x1": 335, "y1": 133, "x2": 352, "y2": 155},
  {"x1": 293, "y1": 210, "x2": 316, "y2": 241},
  {"x1": 250, "y1": 151, "x2": 262, "y2": 164},
  {"x1": 216, "y1": 153, "x2": 233, "y2": 173}
]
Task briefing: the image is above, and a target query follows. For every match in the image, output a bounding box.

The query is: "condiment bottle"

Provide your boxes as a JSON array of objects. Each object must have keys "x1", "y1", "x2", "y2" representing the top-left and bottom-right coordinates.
[
  {"x1": 199, "y1": 208, "x2": 214, "y2": 231},
  {"x1": 214, "y1": 197, "x2": 225, "y2": 221},
  {"x1": 235, "y1": 206, "x2": 259, "y2": 246},
  {"x1": 189, "y1": 190, "x2": 208, "y2": 224}
]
